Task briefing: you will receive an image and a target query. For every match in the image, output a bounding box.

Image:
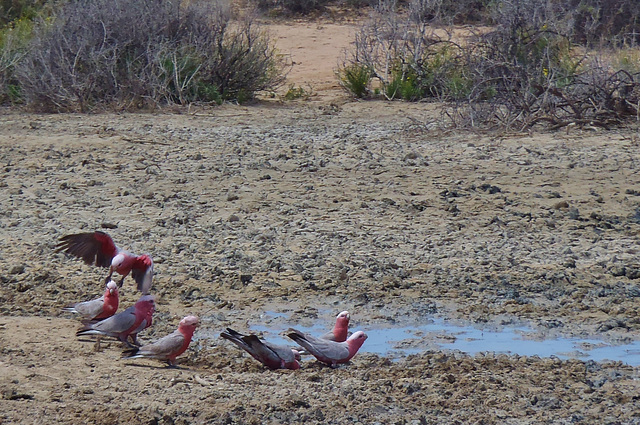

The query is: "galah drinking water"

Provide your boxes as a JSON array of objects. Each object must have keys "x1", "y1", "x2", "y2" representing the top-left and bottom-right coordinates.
[{"x1": 220, "y1": 328, "x2": 301, "y2": 370}]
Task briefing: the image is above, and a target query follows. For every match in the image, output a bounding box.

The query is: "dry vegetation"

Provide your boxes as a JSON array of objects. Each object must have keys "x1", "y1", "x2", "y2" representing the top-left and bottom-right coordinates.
[{"x1": 2, "y1": 0, "x2": 640, "y2": 129}]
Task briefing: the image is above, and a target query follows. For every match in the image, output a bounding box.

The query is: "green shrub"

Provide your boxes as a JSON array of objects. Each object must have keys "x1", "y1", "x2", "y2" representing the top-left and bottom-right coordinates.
[
  {"x1": 0, "y1": 0, "x2": 47, "y2": 27},
  {"x1": 338, "y1": 0, "x2": 470, "y2": 102},
  {"x1": 283, "y1": 84, "x2": 311, "y2": 100},
  {"x1": 338, "y1": 63, "x2": 372, "y2": 98},
  {"x1": 0, "y1": 15, "x2": 35, "y2": 104}
]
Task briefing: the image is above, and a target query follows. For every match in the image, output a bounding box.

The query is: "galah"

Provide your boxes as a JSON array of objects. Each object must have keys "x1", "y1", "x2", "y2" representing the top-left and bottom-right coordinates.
[
  {"x1": 63, "y1": 280, "x2": 119, "y2": 321},
  {"x1": 287, "y1": 328, "x2": 368, "y2": 368},
  {"x1": 76, "y1": 295, "x2": 155, "y2": 346},
  {"x1": 220, "y1": 328, "x2": 301, "y2": 370},
  {"x1": 56, "y1": 231, "x2": 154, "y2": 294},
  {"x1": 320, "y1": 311, "x2": 350, "y2": 342},
  {"x1": 122, "y1": 315, "x2": 199, "y2": 367}
]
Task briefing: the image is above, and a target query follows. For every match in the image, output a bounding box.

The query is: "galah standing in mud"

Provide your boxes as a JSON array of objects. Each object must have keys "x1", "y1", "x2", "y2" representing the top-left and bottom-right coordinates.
[
  {"x1": 122, "y1": 315, "x2": 199, "y2": 367},
  {"x1": 63, "y1": 280, "x2": 119, "y2": 321},
  {"x1": 320, "y1": 311, "x2": 350, "y2": 342},
  {"x1": 56, "y1": 231, "x2": 154, "y2": 294},
  {"x1": 220, "y1": 328, "x2": 301, "y2": 370},
  {"x1": 287, "y1": 328, "x2": 368, "y2": 368},
  {"x1": 76, "y1": 295, "x2": 155, "y2": 346}
]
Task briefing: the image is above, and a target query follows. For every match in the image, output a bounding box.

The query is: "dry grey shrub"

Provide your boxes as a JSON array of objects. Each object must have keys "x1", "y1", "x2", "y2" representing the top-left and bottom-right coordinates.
[
  {"x1": 456, "y1": 0, "x2": 640, "y2": 130},
  {"x1": 409, "y1": 0, "x2": 489, "y2": 25},
  {"x1": 339, "y1": 0, "x2": 464, "y2": 100},
  {"x1": 340, "y1": 0, "x2": 640, "y2": 130},
  {"x1": 15, "y1": 0, "x2": 287, "y2": 111}
]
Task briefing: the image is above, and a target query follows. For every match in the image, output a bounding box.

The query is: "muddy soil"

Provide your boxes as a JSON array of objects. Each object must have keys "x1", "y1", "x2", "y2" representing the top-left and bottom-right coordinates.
[{"x1": 2, "y1": 17, "x2": 640, "y2": 425}]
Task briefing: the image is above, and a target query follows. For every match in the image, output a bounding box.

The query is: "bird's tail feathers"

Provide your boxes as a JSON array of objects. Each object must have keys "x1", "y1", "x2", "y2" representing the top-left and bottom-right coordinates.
[
  {"x1": 62, "y1": 307, "x2": 78, "y2": 314},
  {"x1": 121, "y1": 347, "x2": 140, "y2": 359},
  {"x1": 76, "y1": 328, "x2": 102, "y2": 337},
  {"x1": 286, "y1": 329, "x2": 307, "y2": 344}
]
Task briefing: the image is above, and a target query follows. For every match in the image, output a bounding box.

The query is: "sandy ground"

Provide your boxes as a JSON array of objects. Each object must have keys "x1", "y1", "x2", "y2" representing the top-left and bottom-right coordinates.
[{"x1": 2, "y1": 16, "x2": 640, "y2": 425}]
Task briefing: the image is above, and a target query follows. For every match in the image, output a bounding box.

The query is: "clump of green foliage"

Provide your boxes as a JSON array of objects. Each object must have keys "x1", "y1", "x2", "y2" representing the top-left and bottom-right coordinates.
[{"x1": 338, "y1": 64, "x2": 372, "y2": 98}]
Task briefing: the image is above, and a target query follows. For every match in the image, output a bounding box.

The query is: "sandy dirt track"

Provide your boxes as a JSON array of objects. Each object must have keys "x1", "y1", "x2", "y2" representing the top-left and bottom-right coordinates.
[{"x1": 2, "y1": 17, "x2": 640, "y2": 425}]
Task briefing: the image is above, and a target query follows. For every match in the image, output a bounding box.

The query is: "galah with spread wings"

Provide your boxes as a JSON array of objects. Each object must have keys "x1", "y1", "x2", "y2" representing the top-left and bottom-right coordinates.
[
  {"x1": 63, "y1": 280, "x2": 119, "y2": 321},
  {"x1": 56, "y1": 231, "x2": 154, "y2": 294},
  {"x1": 76, "y1": 295, "x2": 155, "y2": 346},
  {"x1": 320, "y1": 311, "x2": 350, "y2": 342},
  {"x1": 220, "y1": 328, "x2": 301, "y2": 370},
  {"x1": 287, "y1": 328, "x2": 367, "y2": 368},
  {"x1": 122, "y1": 315, "x2": 199, "y2": 367}
]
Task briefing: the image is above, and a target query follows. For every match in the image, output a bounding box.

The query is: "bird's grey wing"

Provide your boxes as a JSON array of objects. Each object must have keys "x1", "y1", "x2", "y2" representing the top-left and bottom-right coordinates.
[
  {"x1": 93, "y1": 307, "x2": 136, "y2": 334},
  {"x1": 319, "y1": 330, "x2": 337, "y2": 341},
  {"x1": 263, "y1": 340, "x2": 297, "y2": 364},
  {"x1": 242, "y1": 335, "x2": 288, "y2": 365},
  {"x1": 289, "y1": 330, "x2": 349, "y2": 361},
  {"x1": 70, "y1": 297, "x2": 105, "y2": 319},
  {"x1": 137, "y1": 331, "x2": 184, "y2": 358},
  {"x1": 315, "y1": 340, "x2": 350, "y2": 361}
]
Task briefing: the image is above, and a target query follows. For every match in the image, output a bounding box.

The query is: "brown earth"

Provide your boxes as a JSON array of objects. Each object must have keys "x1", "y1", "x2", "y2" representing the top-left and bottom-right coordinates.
[{"x1": 2, "y1": 16, "x2": 640, "y2": 425}]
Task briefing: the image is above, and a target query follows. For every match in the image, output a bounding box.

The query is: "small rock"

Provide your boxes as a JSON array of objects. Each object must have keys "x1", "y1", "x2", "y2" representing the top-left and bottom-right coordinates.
[
  {"x1": 568, "y1": 207, "x2": 580, "y2": 220},
  {"x1": 625, "y1": 266, "x2": 640, "y2": 280},
  {"x1": 9, "y1": 265, "x2": 25, "y2": 275},
  {"x1": 553, "y1": 200, "x2": 569, "y2": 209},
  {"x1": 478, "y1": 183, "x2": 501, "y2": 194}
]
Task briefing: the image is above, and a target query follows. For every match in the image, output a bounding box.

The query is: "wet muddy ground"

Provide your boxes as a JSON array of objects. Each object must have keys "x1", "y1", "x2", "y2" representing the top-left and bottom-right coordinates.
[{"x1": 1, "y1": 99, "x2": 640, "y2": 423}]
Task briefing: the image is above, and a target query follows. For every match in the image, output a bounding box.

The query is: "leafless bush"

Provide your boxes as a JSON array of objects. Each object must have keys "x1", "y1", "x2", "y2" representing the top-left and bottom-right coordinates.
[
  {"x1": 409, "y1": 0, "x2": 489, "y2": 25},
  {"x1": 250, "y1": 0, "x2": 331, "y2": 16},
  {"x1": 14, "y1": 0, "x2": 287, "y2": 111},
  {"x1": 455, "y1": 0, "x2": 640, "y2": 130},
  {"x1": 340, "y1": 0, "x2": 640, "y2": 130},
  {"x1": 566, "y1": 0, "x2": 640, "y2": 47},
  {"x1": 338, "y1": 0, "x2": 467, "y2": 100}
]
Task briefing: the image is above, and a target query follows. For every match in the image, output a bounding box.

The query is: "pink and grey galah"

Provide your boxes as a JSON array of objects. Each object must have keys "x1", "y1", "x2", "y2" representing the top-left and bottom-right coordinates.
[
  {"x1": 63, "y1": 280, "x2": 119, "y2": 321},
  {"x1": 56, "y1": 231, "x2": 154, "y2": 294},
  {"x1": 287, "y1": 328, "x2": 368, "y2": 368},
  {"x1": 122, "y1": 315, "x2": 199, "y2": 367},
  {"x1": 320, "y1": 311, "x2": 350, "y2": 342},
  {"x1": 220, "y1": 328, "x2": 301, "y2": 370},
  {"x1": 76, "y1": 295, "x2": 155, "y2": 346}
]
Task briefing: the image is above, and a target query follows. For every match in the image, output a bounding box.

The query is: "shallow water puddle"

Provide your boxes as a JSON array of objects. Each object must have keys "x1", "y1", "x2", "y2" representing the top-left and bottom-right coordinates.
[{"x1": 246, "y1": 313, "x2": 640, "y2": 366}]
